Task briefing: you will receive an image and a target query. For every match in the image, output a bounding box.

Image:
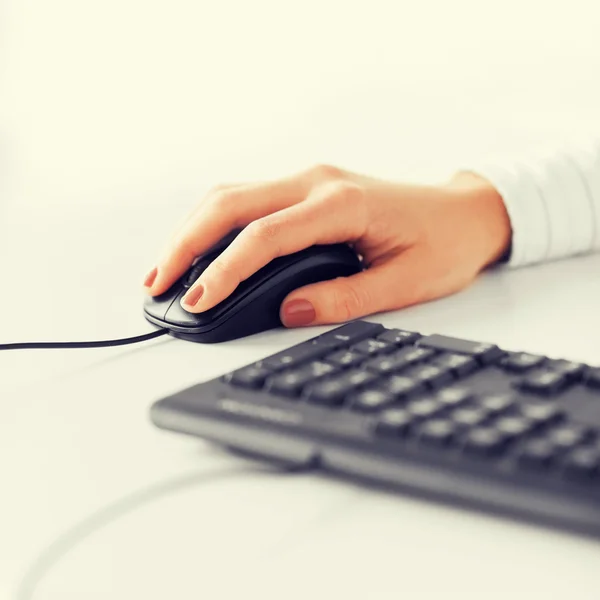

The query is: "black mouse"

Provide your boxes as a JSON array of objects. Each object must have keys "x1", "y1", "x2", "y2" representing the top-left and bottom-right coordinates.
[{"x1": 143, "y1": 230, "x2": 363, "y2": 343}]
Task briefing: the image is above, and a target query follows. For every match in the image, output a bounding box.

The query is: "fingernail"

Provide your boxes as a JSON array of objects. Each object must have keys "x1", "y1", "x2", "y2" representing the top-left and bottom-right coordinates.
[
  {"x1": 144, "y1": 267, "x2": 158, "y2": 288},
  {"x1": 182, "y1": 284, "x2": 205, "y2": 307},
  {"x1": 281, "y1": 299, "x2": 316, "y2": 327}
]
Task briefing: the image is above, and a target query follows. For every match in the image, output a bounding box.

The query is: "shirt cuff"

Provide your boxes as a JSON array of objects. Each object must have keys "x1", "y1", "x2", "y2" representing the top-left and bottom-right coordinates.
[{"x1": 464, "y1": 140, "x2": 600, "y2": 268}]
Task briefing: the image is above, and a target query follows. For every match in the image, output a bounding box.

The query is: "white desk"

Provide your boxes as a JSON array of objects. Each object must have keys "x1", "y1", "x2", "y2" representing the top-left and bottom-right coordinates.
[
  {"x1": 2, "y1": 200, "x2": 600, "y2": 600},
  {"x1": 3, "y1": 1, "x2": 600, "y2": 598}
]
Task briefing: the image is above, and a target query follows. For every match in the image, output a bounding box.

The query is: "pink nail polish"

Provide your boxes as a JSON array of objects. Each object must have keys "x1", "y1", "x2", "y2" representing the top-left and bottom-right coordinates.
[
  {"x1": 182, "y1": 284, "x2": 205, "y2": 307},
  {"x1": 144, "y1": 267, "x2": 158, "y2": 288},
  {"x1": 281, "y1": 299, "x2": 316, "y2": 327}
]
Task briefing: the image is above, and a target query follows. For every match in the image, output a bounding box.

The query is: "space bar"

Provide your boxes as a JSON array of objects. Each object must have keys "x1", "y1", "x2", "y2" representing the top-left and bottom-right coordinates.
[{"x1": 416, "y1": 334, "x2": 503, "y2": 363}]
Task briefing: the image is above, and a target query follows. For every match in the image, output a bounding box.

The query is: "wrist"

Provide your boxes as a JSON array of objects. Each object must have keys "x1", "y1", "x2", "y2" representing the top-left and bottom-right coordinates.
[{"x1": 445, "y1": 171, "x2": 513, "y2": 268}]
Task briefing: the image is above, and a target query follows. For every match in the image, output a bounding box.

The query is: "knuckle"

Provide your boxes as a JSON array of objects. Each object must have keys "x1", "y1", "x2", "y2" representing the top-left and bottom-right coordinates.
[
  {"x1": 309, "y1": 163, "x2": 344, "y2": 181},
  {"x1": 210, "y1": 189, "x2": 239, "y2": 211},
  {"x1": 246, "y1": 217, "x2": 282, "y2": 244},
  {"x1": 326, "y1": 180, "x2": 365, "y2": 209},
  {"x1": 332, "y1": 279, "x2": 369, "y2": 320},
  {"x1": 323, "y1": 181, "x2": 367, "y2": 235}
]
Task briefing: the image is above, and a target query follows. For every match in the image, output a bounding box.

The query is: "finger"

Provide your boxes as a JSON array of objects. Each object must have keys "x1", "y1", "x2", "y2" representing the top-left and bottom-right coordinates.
[
  {"x1": 146, "y1": 175, "x2": 308, "y2": 296},
  {"x1": 180, "y1": 180, "x2": 367, "y2": 312},
  {"x1": 142, "y1": 182, "x2": 244, "y2": 291},
  {"x1": 168, "y1": 181, "x2": 261, "y2": 246},
  {"x1": 279, "y1": 248, "x2": 441, "y2": 327}
]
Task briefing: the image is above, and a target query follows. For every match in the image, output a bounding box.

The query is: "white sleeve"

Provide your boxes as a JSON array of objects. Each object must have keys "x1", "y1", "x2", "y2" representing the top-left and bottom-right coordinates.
[{"x1": 466, "y1": 138, "x2": 600, "y2": 267}]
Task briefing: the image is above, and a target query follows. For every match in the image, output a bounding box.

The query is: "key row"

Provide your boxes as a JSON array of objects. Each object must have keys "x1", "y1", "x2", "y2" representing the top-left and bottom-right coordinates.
[
  {"x1": 498, "y1": 352, "x2": 600, "y2": 392},
  {"x1": 226, "y1": 344, "x2": 483, "y2": 393},
  {"x1": 226, "y1": 356, "x2": 475, "y2": 401},
  {"x1": 225, "y1": 322, "x2": 600, "y2": 397},
  {"x1": 377, "y1": 401, "x2": 572, "y2": 445},
  {"x1": 258, "y1": 322, "x2": 417, "y2": 371},
  {"x1": 251, "y1": 323, "x2": 507, "y2": 373},
  {"x1": 375, "y1": 407, "x2": 600, "y2": 484},
  {"x1": 371, "y1": 388, "x2": 563, "y2": 433},
  {"x1": 513, "y1": 366, "x2": 600, "y2": 396}
]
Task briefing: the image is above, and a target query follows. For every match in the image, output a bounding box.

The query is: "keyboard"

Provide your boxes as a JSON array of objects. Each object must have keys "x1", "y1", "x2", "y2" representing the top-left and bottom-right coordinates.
[{"x1": 150, "y1": 320, "x2": 600, "y2": 539}]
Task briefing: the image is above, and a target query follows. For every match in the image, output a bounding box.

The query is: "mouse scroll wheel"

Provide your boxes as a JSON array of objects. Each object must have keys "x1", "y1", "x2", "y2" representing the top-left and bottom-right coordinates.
[{"x1": 184, "y1": 262, "x2": 208, "y2": 288}]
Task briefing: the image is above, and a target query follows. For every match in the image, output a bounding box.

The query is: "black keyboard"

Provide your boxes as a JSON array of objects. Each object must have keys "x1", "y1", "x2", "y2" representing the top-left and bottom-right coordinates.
[{"x1": 150, "y1": 320, "x2": 600, "y2": 539}]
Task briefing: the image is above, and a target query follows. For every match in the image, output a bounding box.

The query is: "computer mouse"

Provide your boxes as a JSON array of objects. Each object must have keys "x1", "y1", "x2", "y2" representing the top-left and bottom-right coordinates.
[{"x1": 143, "y1": 230, "x2": 363, "y2": 343}]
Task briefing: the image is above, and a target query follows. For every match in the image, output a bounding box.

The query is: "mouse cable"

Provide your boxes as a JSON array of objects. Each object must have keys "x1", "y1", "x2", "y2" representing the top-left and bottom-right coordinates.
[
  {"x1": 15, "y1": 461, "x2": 314, "y2": 600},
  {"x1": 0, "y1": 328, "x2": 169, "y2": 351}
]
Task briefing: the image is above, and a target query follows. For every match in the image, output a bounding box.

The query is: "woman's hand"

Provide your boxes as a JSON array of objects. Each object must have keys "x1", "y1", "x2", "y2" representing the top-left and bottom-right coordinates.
[{"x1": 143, "y1": 165, "x2": 511, "y2": 327}]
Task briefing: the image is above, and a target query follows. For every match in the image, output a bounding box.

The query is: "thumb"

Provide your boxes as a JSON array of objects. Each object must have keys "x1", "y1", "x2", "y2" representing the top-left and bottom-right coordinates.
[{"x1": 279, "y1": 254, "x2": 424, "y2": 328}]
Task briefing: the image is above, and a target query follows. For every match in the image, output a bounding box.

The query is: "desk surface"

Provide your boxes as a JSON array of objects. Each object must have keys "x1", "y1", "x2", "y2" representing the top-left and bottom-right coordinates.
[
  {"x1": 2, "y1": 200, "x2": 600, "y2": 600},
  {"x1": 3, "y1": 2, "x2": 600, "y2": 598}
]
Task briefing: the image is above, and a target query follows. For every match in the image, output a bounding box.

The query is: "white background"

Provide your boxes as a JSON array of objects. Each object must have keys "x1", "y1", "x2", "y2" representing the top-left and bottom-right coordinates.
[
  {"x1": 3, "y1": 0, "x2": 599, "y2": 207},
  {"x1": 2, "y1": 1, "x2": 600, "y2": 599},
  {"x1": 1, "y1": 0, "x2": 599, "y2": 350}
]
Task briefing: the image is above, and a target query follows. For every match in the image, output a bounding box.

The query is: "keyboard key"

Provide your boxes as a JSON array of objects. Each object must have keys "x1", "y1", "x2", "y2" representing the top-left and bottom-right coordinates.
[
  {"x1": 417, "y1": 335, "x2": 503, "y2": 364},
  {"x1": 350, "y1": 389, "x2": 396, "y2": 412},
  {"x1": 304, "y1": 369, "x2": 378, "y2": 406},
  {"x1": 398, "y1": 346, "x2": 437, "y2": 364},
  {"x1": 303, "y1": 379, "x2": 351, "y2": 406},
  {"x1": 492, "y1": 416, "x2": 535, "y2": 439},
  {"x1": 300, "y1": 361, "x2": 337, "y2": 378},
  {"x1": 517, "y1": 369, "x2": 569, "y2": 395},
  {"x1": 378, "y1": 375, "x2": 425, "y2": 399},
  {"x1": 518, "y1": 439, "x2": 557, "y2": 469},
  {"x1": 375, "y1": 408, "x2": 413, "y2": 437},
  {"x1": 262, "y1": 343, "x2": 327, "y2": 371},
  {"x1": 363, "y1": 354, "x2": 404, "y2": 375},
  {"x1": 584, "y1": 367, "x2": 600, "y2": 390},
  {"x1": 463, "y1": 427, "x2": 509, "y2": 457},
  {"x1": 501, "y1": 352, "x2": 545, "y2": 372},
  {"x1": 266, "y1": 372, "x2": 307, "y2": 397},
  {"x1": 350, "y1": 338, "x2": 395, "y2": 356},
  {"x1": 376, "y1": 329, "x2": 420, "y2": 346},
  {"x1": 477, "y1": 393, "x2": 515, "y2": 414},
  {"x1": 547, "y1": 359, "x2": 585, "y2": 381},
  {"x1": 432, "y1": 353, "x2": 478, "y2": 377},
  {"x1": 436, "y1": 386, "x2": 473, "y2": 407},
  {"x1": 405, "y1": 364, "x2": 453, "y2": 389},
  {"x1": 393, "y1": 346, "x2": 436, "y2": 368},
  {"x1": 451, "y1": 407, "x2": 489, "y2": 429},
  {"x1": 336, "y1": 369, "x2": 379, "y2": 387},
  {"x1": 562, "y1": 447, "x2": 600, "y2": 481},
  {"x1": 312, "y1": 321, "x2": 385, "y2": 349},
  {"x1": 546, "y1": 424, "x2": 591, "y2": 450},
  {"x1": 225, "y1": 364, "x2": 272, "y2": 389},
  {"x1": 325, "y1": 349, "x2": 365, "y2": 368},
  {"x1": 406, "y1": 397, "x2": 443, "y2": 419},
  {"x1": 364, "y1": 347, "x2": 434, "y2": 374},
  {"x1": 266, "y1": 361, "x2": 338, "y2": 397},
  {"x1": 519, "y1": 403, "x2": 564, "y2": 426},
  {"x1": 418, "y1": 419, "x2": 457, "y2": 446}
]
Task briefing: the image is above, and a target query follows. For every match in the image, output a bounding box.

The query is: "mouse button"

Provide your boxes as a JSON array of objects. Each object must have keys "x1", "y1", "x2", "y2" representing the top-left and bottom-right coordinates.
[
  {"x1": 166, "y1": 261, "x2": 273, "y2": 328},
  {"x1": 143, "y1": 290, "x2": 179, "y2": 321},
  {"x1": 164, "y1": 291, "x2": 220, "y2": 327}
]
